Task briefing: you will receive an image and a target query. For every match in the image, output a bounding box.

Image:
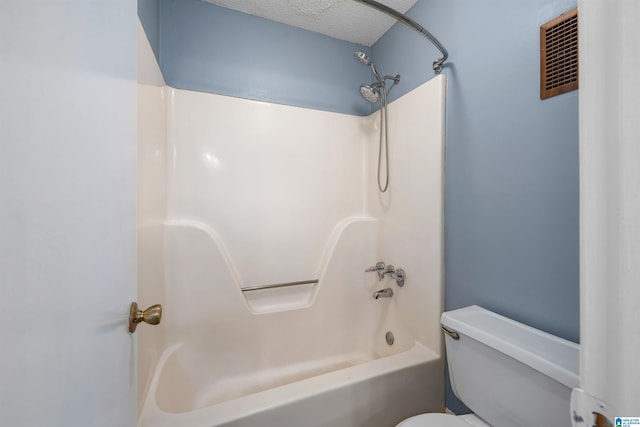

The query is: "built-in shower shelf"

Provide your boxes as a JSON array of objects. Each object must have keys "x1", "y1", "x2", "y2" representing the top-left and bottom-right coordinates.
[{"x1": 241, "y1": 279, "x2": 319, "y2": 314}]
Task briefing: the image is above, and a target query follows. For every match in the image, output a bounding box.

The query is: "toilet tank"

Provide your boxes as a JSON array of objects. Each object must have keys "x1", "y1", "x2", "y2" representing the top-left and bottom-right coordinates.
[{"x1": 441, "y1": 306, "x2": 579, "y2": 427}]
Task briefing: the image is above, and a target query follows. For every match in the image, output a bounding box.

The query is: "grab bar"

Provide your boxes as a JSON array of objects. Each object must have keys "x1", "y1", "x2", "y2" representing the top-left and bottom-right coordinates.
[{"x1": 241, "y1": 279, "x2": 319, "y2": 292}]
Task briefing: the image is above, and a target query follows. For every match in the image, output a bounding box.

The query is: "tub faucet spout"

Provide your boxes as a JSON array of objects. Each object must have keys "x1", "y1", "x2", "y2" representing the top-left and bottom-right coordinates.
[{"x1": 373, "y1": 288, "x2": 394, "y2": 299}]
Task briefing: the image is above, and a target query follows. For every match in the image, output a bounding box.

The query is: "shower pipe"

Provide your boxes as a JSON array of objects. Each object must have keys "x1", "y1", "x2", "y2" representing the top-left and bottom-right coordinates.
[{"x1": 353, "y1": 0, "x2": 448, "y2": 74}]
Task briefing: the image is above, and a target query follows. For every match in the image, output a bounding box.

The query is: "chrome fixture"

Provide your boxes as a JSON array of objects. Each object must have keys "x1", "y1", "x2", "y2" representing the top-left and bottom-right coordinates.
[
  {"x1": 365, "y1": 262, "x2": 406, "y2": 286},
  {"x1": 241, "y1": 279, "x2": 319, "y2": 292},
  {"x1": 129, "y1": 302, "x2": 162, "y2": 333},
  {"x1": 360, "y1": 84, "x2": 381, "y2": 103},
  {"x1": 391, "y1": 268, "x2": 407, "y2": 287},
  {"x1": 365, "y1": 261, "x2": 386, "y2": 280},
  {"x1": 353, "y1": 51, "x2": 400, "y2": 103},
  {"x1": 352, "y1": 0, "x2": 448, "y2": 74},
  {"x1": 381, "y1": 264, "x2": 406, "y2": 287},
  {"x1": 354, "y1": 51, "x2": 381, "y2": 80},
  {"x1": 373, "y1": 288, "x2": 394, "y2": 299},
  {"x1": 392, "y1": 268, "x2": 406, "y2": 287},
  {"x1": 354, "y1": 51, "x2": 399, "y2": 193},
  {"x1": 441, "y1": 326, "x2": 460, "y2": 341},
  {"x1": 359, "y1": 74, "x2": 401, "y2": 104},
  {"x1": 383, "y1": 264, "x2": 396, "y2": 276},
  {"x1": 385, "y1": 331, "x2": 395, "y2": 345}
]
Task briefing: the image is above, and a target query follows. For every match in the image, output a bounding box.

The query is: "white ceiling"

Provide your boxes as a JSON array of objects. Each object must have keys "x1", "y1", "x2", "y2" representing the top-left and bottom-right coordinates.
[{"x1": 201, "y1": 0, "x2": 419, "y2": 47}]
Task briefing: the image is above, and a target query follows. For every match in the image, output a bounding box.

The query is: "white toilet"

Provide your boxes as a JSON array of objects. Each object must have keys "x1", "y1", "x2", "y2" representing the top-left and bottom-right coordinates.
[{"x1": 397, "y1": 305, "x2": 580, "y2": 427}]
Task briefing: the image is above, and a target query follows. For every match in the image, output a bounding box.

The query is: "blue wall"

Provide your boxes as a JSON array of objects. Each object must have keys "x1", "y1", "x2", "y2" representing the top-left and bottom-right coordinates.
[
  {"x1": 157, "y1": 0, "x2": 372, "y2": 115},
  {"x1": 372, "y1": 0, "x2": 579, "y2": 413},
  {"x1": 138, "y1": 0, "x2": 160, "y2": 62}
]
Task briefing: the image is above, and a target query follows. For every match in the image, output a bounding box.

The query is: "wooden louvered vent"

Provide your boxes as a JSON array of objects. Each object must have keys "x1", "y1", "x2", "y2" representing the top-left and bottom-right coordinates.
[{"x1": 540, "y1": 8, "x2": 578, "y2": 99}]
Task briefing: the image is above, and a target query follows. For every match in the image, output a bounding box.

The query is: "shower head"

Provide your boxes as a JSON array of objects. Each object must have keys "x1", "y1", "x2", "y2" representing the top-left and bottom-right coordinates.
[
  {"x1": 354, "y1": 51, "x2": 372, "y2": 65},
  {"x1": 354, "y1": 51, "x2": 383, "y2": 82},
  {"x1": 360, "y1": 84, "x2": 380, "y2": 103},
  {"x1": 354, "y1": 52, "x2": 399, "y2": 104}
]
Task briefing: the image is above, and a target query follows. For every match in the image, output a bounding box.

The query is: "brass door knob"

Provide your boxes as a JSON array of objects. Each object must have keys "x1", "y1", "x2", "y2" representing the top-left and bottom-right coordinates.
[{"x1": 129, "y1": 302, "x2": 162, "y2": 333}]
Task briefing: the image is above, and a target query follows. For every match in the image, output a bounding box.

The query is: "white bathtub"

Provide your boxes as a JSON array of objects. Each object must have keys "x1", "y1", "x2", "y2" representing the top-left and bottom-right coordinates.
[
  {"x1": 137, "y1": 221, "x2": 444, "y2": 427},
  {"x1": 138, "y1": 341, "x2": 442, "y2": 427}
]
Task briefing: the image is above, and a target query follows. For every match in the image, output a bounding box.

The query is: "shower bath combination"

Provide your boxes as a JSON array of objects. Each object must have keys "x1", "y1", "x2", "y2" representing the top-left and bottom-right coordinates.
[
  {"x1": 135, "y1": 1, "x2": 448, "y2": 426},
  {"x1": 354, "y1": 51, "x2": 399, "y2": 193},
  {"x1": 137, "y1": 75, "x2": 448, "y2": 426}
]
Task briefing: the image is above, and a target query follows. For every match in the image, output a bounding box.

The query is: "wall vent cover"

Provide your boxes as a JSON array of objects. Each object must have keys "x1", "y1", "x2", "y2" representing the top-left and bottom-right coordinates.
[{"x1": 540, "y1": 8, "x2": 578, "y2": 99}]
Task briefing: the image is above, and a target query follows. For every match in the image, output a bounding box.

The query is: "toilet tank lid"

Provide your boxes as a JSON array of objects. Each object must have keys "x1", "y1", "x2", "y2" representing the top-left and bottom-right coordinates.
[{"x1": 441, "y1": 305, "x2": 579, "y2": 389}]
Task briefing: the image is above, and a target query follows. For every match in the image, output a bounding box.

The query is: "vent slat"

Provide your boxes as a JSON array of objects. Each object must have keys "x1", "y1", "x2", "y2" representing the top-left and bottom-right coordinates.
[{"x1": 540, "y1": 8, "x2": 579, "y2": 99}]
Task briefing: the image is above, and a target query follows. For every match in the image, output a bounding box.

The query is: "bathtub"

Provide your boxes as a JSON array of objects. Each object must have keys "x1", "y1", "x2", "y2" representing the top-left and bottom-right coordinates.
[
  {"x1": 138, "y1": 341, "x2": 442, "y2": 427},
  {"x1": 137, "y1": 221, "x2": 445, "y2": 427}
]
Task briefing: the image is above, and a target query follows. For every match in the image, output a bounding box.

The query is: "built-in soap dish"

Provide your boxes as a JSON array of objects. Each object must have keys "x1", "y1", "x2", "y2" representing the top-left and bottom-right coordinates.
[{"x1": 241, "y1": 279, "x2": 318, "y2": 314}]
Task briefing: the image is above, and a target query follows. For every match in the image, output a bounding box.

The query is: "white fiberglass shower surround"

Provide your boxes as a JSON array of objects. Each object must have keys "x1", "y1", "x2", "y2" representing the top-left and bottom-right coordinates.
[{"x1": 138, "y1": 35, "x2": 446, "y2": 427}]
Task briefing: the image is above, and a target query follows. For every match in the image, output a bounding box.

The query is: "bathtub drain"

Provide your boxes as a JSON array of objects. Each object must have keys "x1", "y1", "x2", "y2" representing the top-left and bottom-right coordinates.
[{"x1": 385, "y1": 331, "x2": 394, "y2": 345}]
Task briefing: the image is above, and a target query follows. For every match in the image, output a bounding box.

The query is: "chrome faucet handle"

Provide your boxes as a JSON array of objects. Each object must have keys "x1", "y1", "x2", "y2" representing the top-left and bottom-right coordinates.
[
  {"x1": 364, "y1": 261, "x2": 385, "y2": 272},
  {"x1": 365, "y1": 261, "x2": 386, "y2": 280},
  {"x1": 383, "y1": 264, "x2": 396, "y2": 275},
  {"x1": 391, "y1": 268, "x2": 406, "y2": 287}
]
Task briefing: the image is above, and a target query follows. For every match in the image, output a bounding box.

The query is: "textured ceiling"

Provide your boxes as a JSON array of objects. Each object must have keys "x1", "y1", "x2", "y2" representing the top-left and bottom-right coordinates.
[{"x1": 201, "y1": 0, "x2": 419, "y2": 46}]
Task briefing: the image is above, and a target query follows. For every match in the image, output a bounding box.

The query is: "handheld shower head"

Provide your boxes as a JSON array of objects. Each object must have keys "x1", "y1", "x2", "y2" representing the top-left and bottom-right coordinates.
[
  {"x1": 354, "y1": 51, "x2": 383, "y2": 83},
  {"x1": 354, "y1": 51, "x2": 371, "y2": 65}
]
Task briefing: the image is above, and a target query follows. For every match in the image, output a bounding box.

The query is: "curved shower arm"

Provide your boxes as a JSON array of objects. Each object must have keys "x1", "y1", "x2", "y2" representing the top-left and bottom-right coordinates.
[{"x1": 353, "y1": 0, "x2": 448, "y2": 74}]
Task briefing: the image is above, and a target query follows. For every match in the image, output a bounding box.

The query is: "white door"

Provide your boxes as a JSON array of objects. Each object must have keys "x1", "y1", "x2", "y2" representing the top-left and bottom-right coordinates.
[
  {"x1": 575, "y1": 0, "x2": 640, "y2": 419},
  {"x1": 0, "y1": 2, "x2": 138, "y2": 426}
]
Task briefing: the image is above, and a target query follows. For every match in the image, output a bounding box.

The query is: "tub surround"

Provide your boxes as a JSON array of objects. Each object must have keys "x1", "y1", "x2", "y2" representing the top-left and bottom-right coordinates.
[{"x1": 164, "y1": 88, "x2": 367, "y2": 288}]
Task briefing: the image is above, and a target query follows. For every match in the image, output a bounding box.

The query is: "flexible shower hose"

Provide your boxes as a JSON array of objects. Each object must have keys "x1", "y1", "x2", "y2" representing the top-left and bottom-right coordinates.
[{"x1": 377, "y1": 86, "x2": 389, "y2": 193}]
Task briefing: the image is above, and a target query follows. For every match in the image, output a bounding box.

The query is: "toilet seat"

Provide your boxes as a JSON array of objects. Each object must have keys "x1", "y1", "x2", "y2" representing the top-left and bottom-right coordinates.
[{"x1": 396, "y1": 413, "x2": 470, "y2": 427}]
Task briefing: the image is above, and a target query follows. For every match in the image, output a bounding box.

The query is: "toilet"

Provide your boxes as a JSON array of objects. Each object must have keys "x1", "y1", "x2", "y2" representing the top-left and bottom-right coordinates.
[{"x1": 397, "y1": 305, "x2": 580, "y2": 427}]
